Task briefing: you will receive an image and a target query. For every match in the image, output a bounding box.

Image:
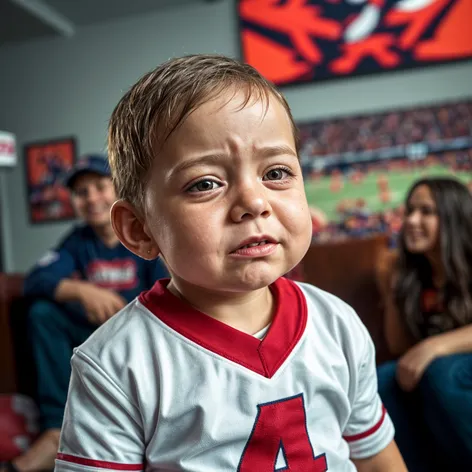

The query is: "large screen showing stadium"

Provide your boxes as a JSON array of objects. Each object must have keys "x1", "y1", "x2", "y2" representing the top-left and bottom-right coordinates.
[
  {"x1": 297, "y1": 99, "x2": 472, "y2": 244},
  {"x1": 238, "y1": 0, "x2": 472, "y2": 86}
]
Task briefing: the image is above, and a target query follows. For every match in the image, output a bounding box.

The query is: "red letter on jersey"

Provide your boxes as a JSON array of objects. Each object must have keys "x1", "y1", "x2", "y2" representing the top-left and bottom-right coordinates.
[{"x1": 238, "y1": 394, "x2": 328, "y2": 471}]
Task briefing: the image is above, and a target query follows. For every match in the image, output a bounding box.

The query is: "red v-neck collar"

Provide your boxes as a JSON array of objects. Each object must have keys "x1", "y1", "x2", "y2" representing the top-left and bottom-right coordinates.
[{"x1": 139, "y1": 277, "x2": 307, "y2": 378}]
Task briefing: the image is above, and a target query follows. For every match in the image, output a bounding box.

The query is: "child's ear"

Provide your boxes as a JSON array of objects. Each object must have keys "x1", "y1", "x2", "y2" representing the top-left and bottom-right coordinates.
[{"x1": 111, "y1": 200, "x2": 160, "y2": 260}]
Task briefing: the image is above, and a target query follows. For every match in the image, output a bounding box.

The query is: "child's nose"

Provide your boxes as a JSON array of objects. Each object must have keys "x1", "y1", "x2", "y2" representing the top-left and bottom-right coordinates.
[{"x1": 230, "y1": 184, "x2": 272, "y2": 222}]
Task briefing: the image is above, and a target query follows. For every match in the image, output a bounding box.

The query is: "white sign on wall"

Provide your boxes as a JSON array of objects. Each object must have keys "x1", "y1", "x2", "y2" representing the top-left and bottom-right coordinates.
[{"x1": 0, "y1": 131, "x2": 17, "y2": 167}]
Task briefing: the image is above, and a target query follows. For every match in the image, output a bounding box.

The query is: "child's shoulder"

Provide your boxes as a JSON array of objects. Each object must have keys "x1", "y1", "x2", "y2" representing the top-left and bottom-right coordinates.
[
  {"x1": 293, "y1": 280, "x2": 371, "y2": 349},
  {"x1": 73, "y1": 298, "x2": 159, "y2": 373},
  {"x1": 295, "y1": 281, "x2": 360, "y2": 321}
]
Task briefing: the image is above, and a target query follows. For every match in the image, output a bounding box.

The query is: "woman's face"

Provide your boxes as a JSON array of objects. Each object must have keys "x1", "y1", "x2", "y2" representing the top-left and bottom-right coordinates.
[{"x1": 403, "y1": 185, "x2": 440, "y2": 255}]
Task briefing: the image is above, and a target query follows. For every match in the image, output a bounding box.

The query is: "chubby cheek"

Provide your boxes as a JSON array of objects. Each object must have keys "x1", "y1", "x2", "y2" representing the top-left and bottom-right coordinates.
[
  {"x1": 157, "y1": 210, "x2": 222, "y2": 272},
  {"x1": 278, "y1": 192, "x2": 312, "y2": 246},
  {"x1": 280, "y1": 192, "x2": 312, "y2": 235}
]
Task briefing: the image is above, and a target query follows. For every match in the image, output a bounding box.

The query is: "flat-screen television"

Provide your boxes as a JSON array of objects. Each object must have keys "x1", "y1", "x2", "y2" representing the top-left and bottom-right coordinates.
[{"x1": 238, "y1": 0, "x2": 472, "y2": 86}]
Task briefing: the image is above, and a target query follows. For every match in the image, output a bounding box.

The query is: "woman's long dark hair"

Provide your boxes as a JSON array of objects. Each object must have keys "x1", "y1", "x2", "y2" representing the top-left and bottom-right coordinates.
[{"x1": 394, "y1": 177, "x2": 472, "y2": 340}]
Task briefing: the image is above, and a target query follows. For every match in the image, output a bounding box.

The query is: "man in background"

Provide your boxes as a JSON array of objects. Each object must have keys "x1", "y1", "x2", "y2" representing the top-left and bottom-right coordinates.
[{"x1": 2, "y1": 155, "x2": 168, "y2": 472}]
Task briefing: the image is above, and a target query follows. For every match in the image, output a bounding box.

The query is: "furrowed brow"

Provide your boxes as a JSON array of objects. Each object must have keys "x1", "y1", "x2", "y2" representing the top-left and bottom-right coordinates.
[
  {"x1": 170, "y1": 154, "x2": 224, "y2": 177},
  {"x1": 256, "y1": 144, "x2": 298, "y2": 159}
]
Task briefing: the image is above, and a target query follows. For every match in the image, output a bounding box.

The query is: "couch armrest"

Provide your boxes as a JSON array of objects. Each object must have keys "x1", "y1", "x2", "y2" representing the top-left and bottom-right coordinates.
[
  {"x1": 0, "y1": 273, "x2": 24, "y2": 394},
  {"x1": 301, "y1": 235, "x2": 393, "y2": 364}
]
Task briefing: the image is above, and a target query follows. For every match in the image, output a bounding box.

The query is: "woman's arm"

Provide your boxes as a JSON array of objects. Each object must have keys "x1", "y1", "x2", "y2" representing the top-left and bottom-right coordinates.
[
  {"x1": 429, "y1": 323, "x2": 472, "y2": 356},
  {"x1": 395, "y1": 323, "x2": 472, "y2": 392}
]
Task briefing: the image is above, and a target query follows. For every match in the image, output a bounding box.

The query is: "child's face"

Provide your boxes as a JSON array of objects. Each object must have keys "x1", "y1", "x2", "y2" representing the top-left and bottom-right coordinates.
[{"x1": 143, "y1": 89, "x2": 312, "y2": 293}]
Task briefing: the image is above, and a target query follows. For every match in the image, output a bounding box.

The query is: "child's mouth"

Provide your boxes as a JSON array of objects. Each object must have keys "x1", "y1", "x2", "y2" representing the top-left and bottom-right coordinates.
[
  {"x1": 231, "y1": 238, "x2": 278, "y2": 257},
  {"x1": 239, "y1": 240, "x2": 268, "y2": 249}
]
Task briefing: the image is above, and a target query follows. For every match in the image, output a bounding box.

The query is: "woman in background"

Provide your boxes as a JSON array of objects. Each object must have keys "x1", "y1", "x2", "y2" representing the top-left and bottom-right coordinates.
[{"x1": 377, "y1": 177, "x2": 472, "y2": 471}]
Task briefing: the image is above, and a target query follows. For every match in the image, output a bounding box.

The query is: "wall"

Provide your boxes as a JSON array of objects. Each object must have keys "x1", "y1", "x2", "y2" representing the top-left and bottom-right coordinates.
[{"x1": 0, "y1": 0, "x2": 471, "y2": 272}]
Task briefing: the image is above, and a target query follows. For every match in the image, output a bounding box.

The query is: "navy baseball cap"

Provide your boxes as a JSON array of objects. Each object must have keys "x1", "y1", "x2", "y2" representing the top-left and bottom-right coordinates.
[{"x1": 65, "y1": 154, "x2": 111, "y2": 189}]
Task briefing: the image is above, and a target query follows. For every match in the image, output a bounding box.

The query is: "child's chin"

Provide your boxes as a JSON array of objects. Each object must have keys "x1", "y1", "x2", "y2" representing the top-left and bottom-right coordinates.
[{"x1": 233, "y1": 269, "x2": 286, "y2": 291}]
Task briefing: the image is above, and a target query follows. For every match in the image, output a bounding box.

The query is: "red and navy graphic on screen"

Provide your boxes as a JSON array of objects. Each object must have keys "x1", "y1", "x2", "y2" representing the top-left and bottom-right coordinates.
[{"x1": 238, "y1": 0, "x2": 472, "y2": 86}]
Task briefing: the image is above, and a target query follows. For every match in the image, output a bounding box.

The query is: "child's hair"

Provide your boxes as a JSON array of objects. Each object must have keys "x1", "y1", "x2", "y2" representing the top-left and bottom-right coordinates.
[
  {"x1": 394, "y1": 177, "x2": 472, "y2": 339},
  {"x1": 108, "y1": 54, "x2": 298, "y2": 210}
]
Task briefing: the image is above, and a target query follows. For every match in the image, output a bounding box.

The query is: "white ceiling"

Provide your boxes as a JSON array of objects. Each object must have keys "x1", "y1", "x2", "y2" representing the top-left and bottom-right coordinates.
[{"x1": 0, "y1": 0, "x2": 220, "y2": 45}]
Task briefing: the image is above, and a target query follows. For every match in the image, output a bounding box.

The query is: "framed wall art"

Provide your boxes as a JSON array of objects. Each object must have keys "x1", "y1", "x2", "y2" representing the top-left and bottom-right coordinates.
[{"x1": 25, "y1": 136, "x2": 77, "y2": 224}]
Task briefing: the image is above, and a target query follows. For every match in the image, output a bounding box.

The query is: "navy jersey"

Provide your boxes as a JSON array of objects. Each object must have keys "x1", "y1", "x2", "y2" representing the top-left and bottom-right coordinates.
[{"x1": 24, "y1": 225, "x2": 168, "y2": 303}]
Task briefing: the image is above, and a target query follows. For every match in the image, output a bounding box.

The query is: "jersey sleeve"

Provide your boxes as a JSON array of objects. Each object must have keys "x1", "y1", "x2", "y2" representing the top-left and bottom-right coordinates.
[
  {"x1": 342, "y1": 330, "x2": 395, "y2": 459},
  {"x1": 55, "y1": 350, "x2": 145, "y2": 472},
  {"x1": 24, "y1": 230, "x2": 79, "y2": 300}
]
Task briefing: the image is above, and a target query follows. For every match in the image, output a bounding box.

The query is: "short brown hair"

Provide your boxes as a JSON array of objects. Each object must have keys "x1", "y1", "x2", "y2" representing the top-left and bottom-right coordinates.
[{"x1": 108, "y1": 54, "x2": 299, "y2": 210}]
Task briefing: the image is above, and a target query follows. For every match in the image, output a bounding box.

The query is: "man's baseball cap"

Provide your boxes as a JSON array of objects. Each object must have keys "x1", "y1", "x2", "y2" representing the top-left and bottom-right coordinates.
[{"x1": 65, "y1": 154, "x2": 111, "y2": 189}]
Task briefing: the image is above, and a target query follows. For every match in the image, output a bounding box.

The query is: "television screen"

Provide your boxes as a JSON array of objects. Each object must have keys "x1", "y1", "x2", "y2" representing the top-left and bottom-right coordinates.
[
  {"x1": 297, "y1": 99, "x2": 472, "y2": 245},
  {"x1": 238, "y1": 0, "x2": 472, "y2": 86}
]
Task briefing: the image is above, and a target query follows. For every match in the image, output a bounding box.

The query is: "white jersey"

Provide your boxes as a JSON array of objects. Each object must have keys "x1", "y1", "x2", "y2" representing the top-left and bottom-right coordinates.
[{"x1": 55, "y1": 278, "x2": 394, "y2": 472}]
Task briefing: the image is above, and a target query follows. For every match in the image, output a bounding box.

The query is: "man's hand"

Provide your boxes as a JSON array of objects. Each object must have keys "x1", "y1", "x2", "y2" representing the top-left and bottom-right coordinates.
[
  {"x1": 77, "y1": 283, "x2": 127, "y2": 325},
  {"x1": 396, "y1": 338, "x2": 442, "y2": 392}
]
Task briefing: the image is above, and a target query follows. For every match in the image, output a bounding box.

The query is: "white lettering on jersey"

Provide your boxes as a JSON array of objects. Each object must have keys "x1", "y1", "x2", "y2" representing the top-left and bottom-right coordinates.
[
  {"x1": 86, "y1": 259, "x2": 137, "y2": 291},
  {"x1": 37, "y1": 250, "x2": 59, "y2": 267}
]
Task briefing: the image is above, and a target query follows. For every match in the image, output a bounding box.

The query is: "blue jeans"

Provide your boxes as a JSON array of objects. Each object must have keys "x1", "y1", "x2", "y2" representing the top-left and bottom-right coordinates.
[
  {"x1": 28, "y1": 299, "x2": 96, "y2": 431},
  {"x1": 378, "y1": 355, "x2": 472, "y2": 471}
]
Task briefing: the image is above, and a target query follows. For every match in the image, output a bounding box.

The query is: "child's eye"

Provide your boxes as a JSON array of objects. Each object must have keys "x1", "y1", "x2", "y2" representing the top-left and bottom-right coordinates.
[
  {"x1": 263, "y1": 167, "x2": 292, "y2": 181},
  {"x1": 187, "y1": 179, "x2": 220, "y2": 193}
]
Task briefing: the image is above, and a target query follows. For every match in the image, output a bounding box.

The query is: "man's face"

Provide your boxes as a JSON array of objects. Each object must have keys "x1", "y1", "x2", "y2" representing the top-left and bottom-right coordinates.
[{"x1": 71, "y1": 173, "x2": 116, "y2": 228}]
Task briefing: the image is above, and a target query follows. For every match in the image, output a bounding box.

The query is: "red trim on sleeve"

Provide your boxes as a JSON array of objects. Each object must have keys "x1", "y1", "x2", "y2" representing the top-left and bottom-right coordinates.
[
  {"x1": 56, "y1": 453, "x2": 143, "y2": 471},
  {"x1": 343, "y1": 405, "x2": 387, "y2": 442}
]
